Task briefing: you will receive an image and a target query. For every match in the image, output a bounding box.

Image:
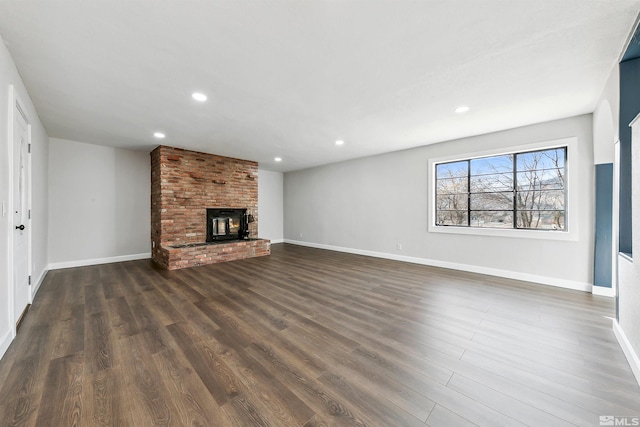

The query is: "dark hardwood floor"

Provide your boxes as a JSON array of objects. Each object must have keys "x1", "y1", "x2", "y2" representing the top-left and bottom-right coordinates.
[{"x1": 0, "y1": 243, "x2": 638, "y2": 426}]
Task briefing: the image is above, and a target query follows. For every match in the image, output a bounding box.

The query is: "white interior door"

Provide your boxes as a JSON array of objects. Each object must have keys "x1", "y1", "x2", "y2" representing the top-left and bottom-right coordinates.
[{"x1": 12, "y1": 104, "x2": 30, "y2": 325}]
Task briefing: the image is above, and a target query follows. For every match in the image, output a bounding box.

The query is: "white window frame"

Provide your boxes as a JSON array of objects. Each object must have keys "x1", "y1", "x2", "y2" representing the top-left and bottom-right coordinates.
[{"x1": 427, "y1": 136, "x2": 579, "y2": 241}]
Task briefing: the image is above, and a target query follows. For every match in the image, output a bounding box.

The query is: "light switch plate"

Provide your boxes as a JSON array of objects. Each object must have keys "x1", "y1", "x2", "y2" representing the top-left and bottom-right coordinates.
[{"x1": 1, "y1": 200, "x2": 5, "y2": 217}]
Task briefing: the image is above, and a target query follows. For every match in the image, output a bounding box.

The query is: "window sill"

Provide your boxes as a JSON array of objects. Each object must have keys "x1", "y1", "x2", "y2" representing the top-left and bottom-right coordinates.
[
  {"x1": 619, "y1": 252, "x2": 633, "y2": 263},
  {"x1": 428, "y1": 224, "x2": 578, "y2": 241}
]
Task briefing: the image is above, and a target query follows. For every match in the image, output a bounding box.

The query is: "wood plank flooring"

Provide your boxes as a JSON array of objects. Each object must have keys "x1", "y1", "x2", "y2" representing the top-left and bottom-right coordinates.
[{"x1": 0, "y1": 243, "x2": 639, "y2": 426}]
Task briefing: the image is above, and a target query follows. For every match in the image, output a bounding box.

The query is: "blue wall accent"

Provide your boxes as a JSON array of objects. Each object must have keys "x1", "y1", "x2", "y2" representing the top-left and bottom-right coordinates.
[
  {"x1": 622, "y1": 29, "x2": 640, "y2": 61},
  {"x1": 618, "y1": 58, "x2": 640, "y2": 256},
  {"x1": 594, "y1": 163, "x2": 613, "y2": 288},
  {"x1": 622, "y1": 24, "x2": 640, "y2": 62}
]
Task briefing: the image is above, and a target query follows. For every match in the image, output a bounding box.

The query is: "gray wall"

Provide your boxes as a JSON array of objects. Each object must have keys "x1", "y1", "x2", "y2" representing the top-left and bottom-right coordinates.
[
  {"x1": 258, "y1": 169, "x2": 284, "y2": 242},
  {"x1": 48, "y1": 138, "x2": 150, "y2": 266},
  {"x1": 284, "y1": 115, "x2": 594, "y2": 289},
  {"x1": 47, "y1": 139, "x2": 286, "y2": 266},
  {"x1": 0, "y1": 37, "x2": 49, "y2": 356}
]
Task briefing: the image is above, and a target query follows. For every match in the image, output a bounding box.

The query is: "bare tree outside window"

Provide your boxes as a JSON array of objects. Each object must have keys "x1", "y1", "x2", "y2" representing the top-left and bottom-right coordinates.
[
  {"x1": 436, "y1": 160, "x2": 468, "y2": 226},
  {"x1": 435, "y1": 147, "x2": 566, "y2": 230}
]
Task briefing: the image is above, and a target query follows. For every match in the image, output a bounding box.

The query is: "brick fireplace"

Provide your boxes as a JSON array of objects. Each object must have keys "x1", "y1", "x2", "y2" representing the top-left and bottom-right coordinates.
[{"x1": 151, "y1": 145, "x2": 270, "y2": 270}]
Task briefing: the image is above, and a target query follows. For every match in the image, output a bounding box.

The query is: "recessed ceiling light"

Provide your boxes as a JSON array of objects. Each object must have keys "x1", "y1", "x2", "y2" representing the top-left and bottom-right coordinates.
[
  {"x1": 153, "y1": 132, "x2": 166, "y2": 139},
  {"x1": 335, "y1": 140, "x2": 345, "y2": 146},
  {"x1": 192, "y1": 92, "x2": 207, "y2": 102},
  {"x1": 455, "y1": 105, "x2": 470, "y2": 114},
  {"x1": 274, "y1": 157, "x2": 282, "y2": 162}
]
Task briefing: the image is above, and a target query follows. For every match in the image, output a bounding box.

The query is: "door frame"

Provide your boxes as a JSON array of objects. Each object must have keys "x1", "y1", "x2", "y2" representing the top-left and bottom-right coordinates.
[
  {"x1": 7, "y1": 85, "x2": 32, "y2": 337},
  {"x1": 614, "y1": 139, "x2": 621, "y2": 320}
]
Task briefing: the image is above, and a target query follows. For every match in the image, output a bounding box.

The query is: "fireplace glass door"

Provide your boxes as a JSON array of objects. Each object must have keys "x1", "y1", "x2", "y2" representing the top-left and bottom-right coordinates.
[
  {"x1": 229, "y1": 217, "x2": 241, "y2": 234},
  {"x1": 213, "y1": 218, "x2": 228, "y2": 236},
  {"x1": 206, "y1": 208, "x2": 248, "y2": 241}
]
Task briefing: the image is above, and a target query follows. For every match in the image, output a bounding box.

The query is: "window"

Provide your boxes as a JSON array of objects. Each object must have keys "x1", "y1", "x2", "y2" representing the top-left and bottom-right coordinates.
[{"x1": 435, "y1": 147, "x2": 567, "y2": 231}]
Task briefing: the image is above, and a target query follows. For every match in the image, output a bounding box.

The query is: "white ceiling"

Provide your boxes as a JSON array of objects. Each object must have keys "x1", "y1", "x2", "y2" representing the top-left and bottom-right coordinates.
[{"x1": 0, "y1": 1, "x2": 638, "y2": 172}]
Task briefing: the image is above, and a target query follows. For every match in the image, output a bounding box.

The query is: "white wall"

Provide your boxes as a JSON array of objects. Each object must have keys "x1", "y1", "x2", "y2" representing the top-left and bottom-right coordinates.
[
  {"x1": 618, "y1": 255, "x2": 640, "y2": 383},
  {"x1": 284, "y1": 115, "x2": 594, "y2": 290},
  {"x1": 593, "y1": 64, "x2": 620, "y2": 164},
  {"x1": 258, "y1": 169, "x2": 284, "y2": 243},
  {"x1": 615, "y1": 116, "x2": 640, "y2": 384},
  {"x1": 0, "y1": 38, "x2": 49, "y2": 357},
  {"x1": 48, "y1": 138, "x2": 150, "y2": 267}
]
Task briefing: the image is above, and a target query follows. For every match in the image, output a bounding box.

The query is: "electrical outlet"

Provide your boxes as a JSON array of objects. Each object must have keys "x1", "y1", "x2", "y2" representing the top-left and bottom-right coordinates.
[
  {"x1": 397, "y1": 243, "x2": 402, "y2": 250},
  {"x1": 299, "y1": 232, "x2": 303, "y2": 238}
]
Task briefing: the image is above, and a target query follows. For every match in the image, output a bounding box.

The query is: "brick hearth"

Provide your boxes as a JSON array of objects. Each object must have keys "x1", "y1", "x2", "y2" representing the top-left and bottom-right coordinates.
[{"x1": 150, "y1": 145, "x2": 270, "y2": 270}]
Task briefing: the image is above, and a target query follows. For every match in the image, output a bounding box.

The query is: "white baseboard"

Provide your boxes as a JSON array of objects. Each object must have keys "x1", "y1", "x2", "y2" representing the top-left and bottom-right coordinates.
[
  {"x1": 613, "y1": 320, "x2": 640, "y2": 386},
  {"x1": 0, "y1": 329, "x2": 13, "y2": 361},
  {"x1": 48, "y1": 252, "x2": 151, "y2": 270},
  {"x1": 592, "y1": 285, "x2": 615, "y2": 297},
  {"x1": 269, "y1": 239, "x2": 284, "y2": 244},
  {"x1": 30, "y1": 268, "x2": 48, "y2": 302},
  {"x1": 284, "y1": 239, "x2": 591, "y2": 292}
]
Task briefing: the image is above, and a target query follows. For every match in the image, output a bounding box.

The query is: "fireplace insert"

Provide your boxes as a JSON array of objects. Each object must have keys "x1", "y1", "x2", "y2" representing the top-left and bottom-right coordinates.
[{"x1": 206, "y1": 208, "x2": 249, "y2": 242}]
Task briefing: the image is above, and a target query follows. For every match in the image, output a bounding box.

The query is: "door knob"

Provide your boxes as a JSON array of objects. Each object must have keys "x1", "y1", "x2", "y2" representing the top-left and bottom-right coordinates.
[{"x1": 15, "y1": 224, "x2": 24, "y2": 230}]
